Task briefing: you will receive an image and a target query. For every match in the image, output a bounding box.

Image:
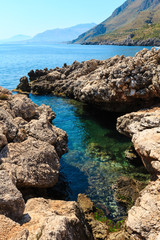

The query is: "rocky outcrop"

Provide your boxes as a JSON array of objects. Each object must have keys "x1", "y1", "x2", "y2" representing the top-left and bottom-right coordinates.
[
  {"x1": 117, "y1": 105, "x2": 160, "y2": 174},
  {"x1": 116, "y1": 105, "x2": 160, "y2": 239},
  {"x1": 0, "y1": 198, "x2": 93, "y2": 240},
  {"x1": 126, "y1": 178, "x2": 160, "y2": 240},
  {"x1": 82, "y1": 37, "x2": 160, "y2": 46},
  {"x1": 0, "y1": 86, "x2": 95, "y2": 240},
  {"x1": 0, "y1": 86, "x2": 68, "y2": 189},
  {"x1": 77, "y1": 194, "x2": 108, "y2": 240},
  {"x1": 16, "y1": 48, "x2": 160, "y2": 112},
  {"x1": 0, "y1": 170, "x2": 25, "y2": 220}
]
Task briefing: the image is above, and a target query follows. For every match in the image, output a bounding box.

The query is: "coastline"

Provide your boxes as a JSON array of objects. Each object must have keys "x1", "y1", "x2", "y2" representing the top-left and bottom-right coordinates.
[{"x1": 1, "y1": 48, "x2": 160, "y2": 239}]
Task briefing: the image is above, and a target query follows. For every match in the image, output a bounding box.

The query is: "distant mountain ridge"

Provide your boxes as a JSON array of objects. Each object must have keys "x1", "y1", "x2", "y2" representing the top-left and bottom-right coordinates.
[
  {"x1": 0, "y1": 35, "x2": 31, "y2": 43},
  {"x1": 72, "y1": 0, "x2": 160, "y2": 46},
  {"x1": 28, "y1": 23, "x2": 96, "y2": 43}
]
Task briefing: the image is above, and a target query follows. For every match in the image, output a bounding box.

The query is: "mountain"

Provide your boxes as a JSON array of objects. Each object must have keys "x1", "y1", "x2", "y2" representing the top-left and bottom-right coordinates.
[
  {"x1": 29, "y1": 23, "x2": 96, "y2": 43},
  {"x1": 0, "y1": 35, "x2": 31, "y2": 43},
  {"x1": 72, "y1": 0, "x2": 160, "y2": 46}
]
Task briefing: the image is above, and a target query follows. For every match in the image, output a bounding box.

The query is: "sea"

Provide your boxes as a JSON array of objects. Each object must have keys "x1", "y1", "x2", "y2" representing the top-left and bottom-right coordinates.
[{"x1": 0, "y1": 43, "x2": 151, "y2": 220}]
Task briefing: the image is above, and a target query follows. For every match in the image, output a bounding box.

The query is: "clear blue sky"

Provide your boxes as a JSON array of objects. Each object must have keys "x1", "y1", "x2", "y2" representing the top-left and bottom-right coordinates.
[{"x1": 0, "y1": 0, "x2": 125, "y2": 39}]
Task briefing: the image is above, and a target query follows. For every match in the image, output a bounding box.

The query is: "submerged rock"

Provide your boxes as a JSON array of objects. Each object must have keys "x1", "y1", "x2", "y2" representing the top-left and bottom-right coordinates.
[
  {"x1": 16, "y1": 48, "x2": 160, "y2": 112},
  {"x1": 113, "y1": 176, "x2": 146, "y2": 210}
]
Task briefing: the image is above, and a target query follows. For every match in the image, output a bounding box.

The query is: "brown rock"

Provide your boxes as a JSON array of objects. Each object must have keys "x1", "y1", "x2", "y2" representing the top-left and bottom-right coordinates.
[
  {"x1": 117, "y1": 106, "x2": 160, "y2": 174},
  {"x1": 0, "y1": 137, "x2": 60, "y2": 188},
  {"x1": 9, "y1": 94, "x2": 37, "y2": 121},
  {"x1": 0, "y1": 214, "x2": 28, "y2": 240},
  {"x1": 77, "y1": 194, "x2": 108, "y2": 240},
  {"x1": 126, "y1": 178, "x2": 160, "y2": 240},
  {"x1": 19, "y1": 198, "x2": 93, "y2": 240},
  {"x1": 16, "y1": 48, "x2": 160, "y2": 112},
  {"x1": 0, "y1": 170, "x2": 25, "y2": 219}
]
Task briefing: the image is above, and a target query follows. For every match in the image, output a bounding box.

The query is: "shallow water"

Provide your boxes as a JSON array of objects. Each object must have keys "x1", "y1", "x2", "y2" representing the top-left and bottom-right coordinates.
[
  {"x1": 0, "y1": 43, "x2": 150, "y2": 220},
  {"x1": 30, "y1": 94, "x2": 149, "y2": 220}
]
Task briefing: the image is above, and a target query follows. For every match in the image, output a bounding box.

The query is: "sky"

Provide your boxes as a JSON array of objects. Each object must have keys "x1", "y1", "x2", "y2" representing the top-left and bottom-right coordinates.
[{"x1": 0, "y1": 0, "x2": 125, "y2": 40}]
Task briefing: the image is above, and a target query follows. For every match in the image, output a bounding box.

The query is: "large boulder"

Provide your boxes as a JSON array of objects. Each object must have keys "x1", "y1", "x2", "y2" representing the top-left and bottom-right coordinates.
[
  {"x1": 0, "y1": 137, "x2": 60, "y2": 188},
  {"x1": 0, "y1": 170, "x2": 25, "y2": 220},
  {"x1": 9, "y1": 94, "x2": 37, "y2": 121},
  {"x1": 117, "y1": 105, "x2": 160, "y2": 174}
]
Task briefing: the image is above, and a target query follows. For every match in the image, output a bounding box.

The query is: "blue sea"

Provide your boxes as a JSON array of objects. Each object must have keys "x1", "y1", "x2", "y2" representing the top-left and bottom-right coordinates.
[{"x1": 0, "y1": 44, "x2": 151, "y2": 220}]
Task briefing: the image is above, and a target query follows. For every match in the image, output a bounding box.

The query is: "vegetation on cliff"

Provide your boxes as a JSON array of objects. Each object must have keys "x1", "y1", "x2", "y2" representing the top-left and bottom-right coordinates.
[{"x1": 72, "y1": 0, "x2": 160, "y2": 45}]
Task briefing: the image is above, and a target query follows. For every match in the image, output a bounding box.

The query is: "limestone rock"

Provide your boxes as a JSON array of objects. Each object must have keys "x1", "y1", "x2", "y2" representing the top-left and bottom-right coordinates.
[
  {"x1": 0, "y1": 137, "x2": 60, "y2": 188},
  {"x1": 77, "y1": 194, "x2": 108, "y2": 240},
  {"x1": 16, "y1": 48, "x2": 160, "y2": 112},
  {"x1": 126, "y1": 178, "x2": 160, "y2": 240},
  {"x1": 20, "y1": 198, "x2": 93, "y2": 240},
  {"x1": 25, "y1": 115, "x2": 57, "y2": 145},
  {"x1": 117, "y1": 106, "x2": 160, "y2": 174},
  {"x1": 0, "y1": 109, "x2": 18, "y2": 142},
  {"x1": 0, "y1": 214, "x2": 29, "y2": 240},
  {"x1": 9, "y1": 94, "x2": 37, "y2": 121},
  {"x1": 16, "y1": 76, "x2": 31, "y2": 93},
  {"x1": 0, "y1": 170, "x2": 25, "y2": 219}
]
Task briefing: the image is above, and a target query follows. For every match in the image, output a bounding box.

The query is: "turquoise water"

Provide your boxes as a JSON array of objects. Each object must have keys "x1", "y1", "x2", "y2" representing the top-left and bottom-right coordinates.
[{"x1": 0, "y1": 44, "x2": 150, "y2": 220}]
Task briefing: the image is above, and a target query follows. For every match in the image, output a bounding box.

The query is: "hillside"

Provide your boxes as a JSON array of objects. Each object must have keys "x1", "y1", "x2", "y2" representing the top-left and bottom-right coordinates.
[
  {"x1": 72, "y1": 0, "x2": 160, "y2": 46},
  {"x1": 29, "y1": 23, "x2": 96, "y2": 43}
]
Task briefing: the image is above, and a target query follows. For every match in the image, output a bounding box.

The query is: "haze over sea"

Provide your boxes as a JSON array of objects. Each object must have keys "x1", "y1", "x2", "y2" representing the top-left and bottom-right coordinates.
[{"x1": 0, "y1": 43, "x2": 151, "y2": 220}]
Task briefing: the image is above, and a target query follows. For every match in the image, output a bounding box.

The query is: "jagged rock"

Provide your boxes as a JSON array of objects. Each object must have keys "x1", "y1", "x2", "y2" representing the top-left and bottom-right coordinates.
[
  {"x1": 0, "y1": 137, "x2": 60, "y2": 188},
  {"x1": 52, "y1": 125, "x2": 68, "y2": 157},
  {"x1": 16, "y1": 76, "x2": 31, "y2": 93},
  {"x1": 117, "y1": 105, "x2": 160, "y2": 174},
  {"x1": 0, "y1": 170, "x2": 25, "y2": 219},
  {"x1": 0, "y1": 109, "x2": 18, "y2": 142},
  {"x1": 0, "y1": 198, "x2": 93, "y2": 240},
  {"x1": 113, "y1": 176, "x2": 146, "y2": 210},
  {"x1": 77, "y1": 194, "x2": 108, "y2": 240},
  {"x1": 9, "y1": 94, "x2": 37, "y2": 121},
  {"x1": 16, "y1": 48, "x2": 160, "y2": 112},
  {"x1": 0, "y1": 86, "x2": 12, "y2": 96},
  {"x1": 36, "y1": 104, "x2": 56, "y2": 122},
  {"x1": 126, "y1": 178, "x2": 160, "y2": 240},
  {"x1": 0, "y1": 215, "x2": 29, "y2": 240},
  {"x1": 25, "y1": 115, "x2": 57, "y2": 145}
]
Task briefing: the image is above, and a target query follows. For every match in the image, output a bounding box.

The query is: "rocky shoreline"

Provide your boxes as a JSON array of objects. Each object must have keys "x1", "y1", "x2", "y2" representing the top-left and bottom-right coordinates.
[
  {"x1": 81, "y1": 37, "x2": 160, "y2": 47},
  {"x1": 0, "y1": 87, "x2": 93, "y2": 239},
  {"x1": 16, "y1": 48, "x2": 160, "y2": 112},
  {"x1": 1, "y1": 48, "x2": 160, "y2": 239}
]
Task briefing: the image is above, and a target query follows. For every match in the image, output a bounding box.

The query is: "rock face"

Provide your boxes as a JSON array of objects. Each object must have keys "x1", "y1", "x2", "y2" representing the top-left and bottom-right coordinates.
[
  {"x1": 117, "y1": 105, "x2": 160, "y2": 239},
  {"x1": 0, "y1": 87, "x2": 68, "y2": 189},
  {"x1": 77, "y1": 194, "x2": 108, "y2": 240},
  {"x1": 126, "y1": 178, "x2": 160, "y2": 240},
  {"x1": 16, "y1": 48, "x2": 160, "y2": 112},
  {"x1": 117, "y1": 105, "x2": 160, "y2": 174},
  {"x1": 0, "y1": 198, "x2": 93, "y2": 240},
  {"x1": 0, "y1": 170, "x2": 25, "y2": 220}
]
